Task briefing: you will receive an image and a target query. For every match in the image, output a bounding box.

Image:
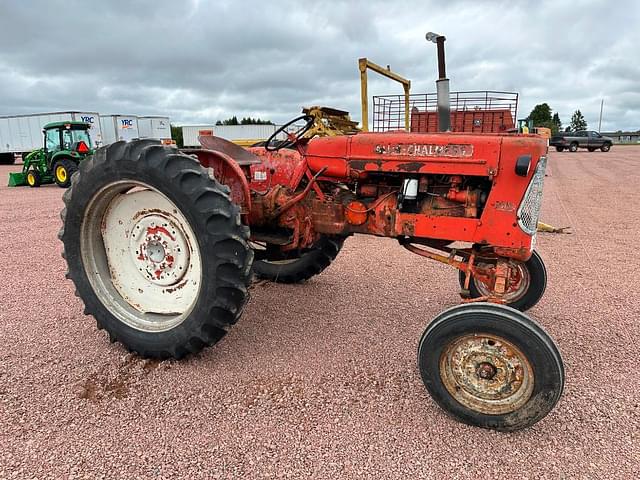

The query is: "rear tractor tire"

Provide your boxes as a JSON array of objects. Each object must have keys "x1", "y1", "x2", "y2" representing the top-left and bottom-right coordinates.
[
  {"x1": 458, "y1": 250, "x2": 547, "y2": 312},
  {"x1": 59, "y1": 140, "x2": 253, "y2": 359},
  {"x1": 418, "y1": 302, "x2": 564, "y2": 431},
  {"x1": 53, "y1": 158, "x2": 78, "y2": 188},
  {"x1": 251, "y1": 236, "x2": 346, "y2": 283}
]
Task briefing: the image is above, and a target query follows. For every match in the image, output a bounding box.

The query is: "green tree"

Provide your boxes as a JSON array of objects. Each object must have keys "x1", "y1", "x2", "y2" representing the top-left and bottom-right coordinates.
[
  {"x1": 248, "y1": 117, "x2": 274, "y2": 125},
  {"x1": 552, "y1": 113, "x2": 562, "y2": 133},
  {"x1": 216, "y1": 116, "x2": 239, "y2": 126},
  {"x1": 170, "y1": 124, "x2": 183, "y2": 148},
  {"x1": 569, "y1": 110, "x2": 587, "y2": 132},
  {"x1": 216, "y1": 116, "x2": 273, "y2": 126},
  {"x1": 528, "y1": 103, "x2": 553, "y2": 128}
]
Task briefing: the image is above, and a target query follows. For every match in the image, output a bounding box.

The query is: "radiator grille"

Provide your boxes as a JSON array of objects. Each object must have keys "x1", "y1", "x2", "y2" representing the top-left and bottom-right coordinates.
[{"x1": 517, "y1": 156, "x2": 547, "y2": 235}]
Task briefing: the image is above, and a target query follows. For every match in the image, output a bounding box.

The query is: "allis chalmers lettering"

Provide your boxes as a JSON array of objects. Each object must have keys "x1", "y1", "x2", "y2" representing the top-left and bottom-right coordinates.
[{"x1": 374, "y1": 143, "x2": 474, "y2": 157}]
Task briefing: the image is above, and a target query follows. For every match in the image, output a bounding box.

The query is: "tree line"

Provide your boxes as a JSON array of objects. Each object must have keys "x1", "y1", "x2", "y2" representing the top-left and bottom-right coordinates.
[
  {"x1": 215, "y1": 116, "x2": 273, "y2": 126},
  {"x1": 527, "y1": 103, "x2": 587, "y2": 133}
]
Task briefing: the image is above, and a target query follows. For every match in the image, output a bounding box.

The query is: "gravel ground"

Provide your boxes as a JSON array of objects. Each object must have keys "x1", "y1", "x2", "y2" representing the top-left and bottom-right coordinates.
[{"x1": 1, "y1": 147, "x2": 639, "y2": 479}]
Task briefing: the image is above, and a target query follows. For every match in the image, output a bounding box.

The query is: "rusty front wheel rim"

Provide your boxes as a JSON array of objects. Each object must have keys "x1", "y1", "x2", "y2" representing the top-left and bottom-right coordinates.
[
  {"x1": 474, "y1": 262, "x2": 531, "y2": 303},
  {"x1": 440, "y1": 333, "x2": 534, "y2": 415}
]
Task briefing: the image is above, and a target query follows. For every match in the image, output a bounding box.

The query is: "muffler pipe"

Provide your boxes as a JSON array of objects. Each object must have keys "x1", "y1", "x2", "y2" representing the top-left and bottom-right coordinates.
[
  {"x1": 437, "y1": 78, "x2": 451, "y2": 132},
  {"x1": 435, "y1": 35, "x2": 450, "y2": 132},
  {"x1": 427, "y1": 33, "x2": 451, "y2": 132}
]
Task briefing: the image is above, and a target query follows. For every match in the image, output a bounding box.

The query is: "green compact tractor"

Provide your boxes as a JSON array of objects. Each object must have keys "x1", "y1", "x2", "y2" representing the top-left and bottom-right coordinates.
[{"x1": 8, "y1": 121, "x2": 94, "y2": 188}]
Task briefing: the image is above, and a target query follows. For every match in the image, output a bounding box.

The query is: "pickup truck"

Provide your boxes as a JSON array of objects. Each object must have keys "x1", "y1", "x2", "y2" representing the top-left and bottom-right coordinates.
[{"x1": 550, "y1": 130, "x2": 613, "y2": 152}]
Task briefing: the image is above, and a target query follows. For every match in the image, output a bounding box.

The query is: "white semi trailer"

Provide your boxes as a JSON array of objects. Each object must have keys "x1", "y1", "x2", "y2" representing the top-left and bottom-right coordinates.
[
  {"x1": 99, "y1": 115, "x2": 140, "y2": 144},
  {"x1": 181, "y1": 124, "x2": 279, "y2": 147},
  {"x1": 138, "y1": 116, "x2": 171, "y2": 141},
  {"x1": 181, "y1": 125, "x2": 215, "y2": 147},
  {"x1": 0, "y1": 111, "x2": 102, "y2": 164}
]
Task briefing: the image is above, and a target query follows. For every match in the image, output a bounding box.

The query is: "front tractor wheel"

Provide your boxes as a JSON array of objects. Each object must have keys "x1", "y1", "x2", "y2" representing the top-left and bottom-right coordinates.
[
  {"x1": 418, "y1": 303, "x2": 564, "y2": 431},
  {"x1": 26, "y1": 170, "x2": 41, "y2": 187},
  {"x1": 458, "y1": 250, "x2": 547, "y2": 312},
  {"x1": 251, "y1": 236, "x2": 346, "y2": 283},
  {"x1": 59, "y1": 140, "x2": 253, "y2": 359},
  {"x1": 53, "y1": 158, "x2": 78, "y2": 188}
]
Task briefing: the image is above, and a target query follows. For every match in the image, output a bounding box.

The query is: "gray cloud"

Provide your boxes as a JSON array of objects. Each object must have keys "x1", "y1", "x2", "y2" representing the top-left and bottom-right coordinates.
[{"x1": 0, "y1": 0, "x2": 638, "y2": 131}]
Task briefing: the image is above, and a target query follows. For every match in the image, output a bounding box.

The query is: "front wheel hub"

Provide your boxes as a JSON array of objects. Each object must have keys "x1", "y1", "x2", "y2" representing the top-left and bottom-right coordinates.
[{"x1": 476, "y1": 361, "x2": 497, "y2": 380}]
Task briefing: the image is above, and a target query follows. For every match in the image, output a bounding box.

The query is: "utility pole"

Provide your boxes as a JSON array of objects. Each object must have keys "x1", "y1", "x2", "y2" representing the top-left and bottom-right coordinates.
[{"x1": 598, "y1": 99, "x2": 604, "y2": 132}]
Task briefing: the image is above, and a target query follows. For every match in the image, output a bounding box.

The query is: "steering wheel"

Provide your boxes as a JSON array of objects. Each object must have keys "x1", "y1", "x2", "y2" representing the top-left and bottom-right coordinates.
[{"x1": 265, "y1": 114, "x2": 315, "y2": 151}]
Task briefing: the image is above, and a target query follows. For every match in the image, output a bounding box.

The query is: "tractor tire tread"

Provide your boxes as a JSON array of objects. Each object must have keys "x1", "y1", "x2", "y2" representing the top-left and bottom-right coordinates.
[
  {"x1": 253, "y1": 236, "x2": 346, "y2": 283},
  {"x1": 53, "y1": 158, "x2": 79, "y2": 188},
  {"x1": 60, "y1": 139, "x2": 253, "y2": 359},
  {"x1": 418, "y1": 302, "x2": 564, "y2": 431}
]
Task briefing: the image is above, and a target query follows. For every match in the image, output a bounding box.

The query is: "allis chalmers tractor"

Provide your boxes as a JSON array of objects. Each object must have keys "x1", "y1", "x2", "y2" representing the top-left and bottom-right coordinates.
[{"x1": 59, "y1": 43, "x2": 564, "y2": 432}]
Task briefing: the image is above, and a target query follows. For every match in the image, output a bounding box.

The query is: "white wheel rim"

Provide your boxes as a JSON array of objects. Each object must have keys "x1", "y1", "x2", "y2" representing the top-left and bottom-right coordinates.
[{"x1": 81, "y1": 181, "x2": 202, "y2": 332}]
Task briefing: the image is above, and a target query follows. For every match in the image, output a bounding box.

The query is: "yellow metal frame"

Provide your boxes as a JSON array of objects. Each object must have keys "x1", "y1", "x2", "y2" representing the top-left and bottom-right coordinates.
[
  {"x1": 359, "y1": 58, "x2": 411, "y2": 132},
  {"x1": 302, "y1": 106, "x2": 360, "y2": 137}
]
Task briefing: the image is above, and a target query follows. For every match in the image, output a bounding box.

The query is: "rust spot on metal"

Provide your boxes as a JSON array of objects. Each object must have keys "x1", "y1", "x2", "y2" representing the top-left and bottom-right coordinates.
[
  {"x1": 146, "y1": 225, "x2": 175, "y2": 241},
  {"x1": 402, "y1": 221, "x2": 415, "y2": 236},
  {"x1": 439, "y1": 334, "x2": 534, "y2": 415},
  {"x1": 477, "y1": 362, "x2": 497, "y2": 380},
  {"x1": 395, "y1": 161, "x2": 423, "y2": 172},
  {"x1": 132, "y1": 208, "x2": 171, "y2": 221},
  {"x1": 348, "y1": 159, "x2": 384, "y2": 171},
  {"x1": 164, "y1": 280, "x2": 188, "y2": 294}
]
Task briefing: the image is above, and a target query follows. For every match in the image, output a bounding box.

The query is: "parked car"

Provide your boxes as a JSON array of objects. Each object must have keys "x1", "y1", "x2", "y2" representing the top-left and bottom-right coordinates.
[{"x1": 550, "y1": 131, "x2": 613, "y2": 152}]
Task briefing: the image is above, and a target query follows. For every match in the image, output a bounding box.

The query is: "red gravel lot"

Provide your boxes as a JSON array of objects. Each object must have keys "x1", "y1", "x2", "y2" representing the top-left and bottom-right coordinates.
[{"x1": 1, "y1": 147, "x2": 639, "y2": 479}]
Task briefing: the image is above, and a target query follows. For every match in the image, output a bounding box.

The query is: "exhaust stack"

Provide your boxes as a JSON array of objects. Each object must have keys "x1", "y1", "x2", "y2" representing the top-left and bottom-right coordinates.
[{"x1": 426, "y1": 32, "x2": 451, "y2": 132}]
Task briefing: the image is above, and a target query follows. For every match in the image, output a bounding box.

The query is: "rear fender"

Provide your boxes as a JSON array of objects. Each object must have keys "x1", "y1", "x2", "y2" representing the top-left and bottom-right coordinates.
[
  {"x1": 50, "y1": 151, "x2": 79, "y2": 169},
  {"x1": 190, "y1": 149, "x2": 251, "y2": 214}
]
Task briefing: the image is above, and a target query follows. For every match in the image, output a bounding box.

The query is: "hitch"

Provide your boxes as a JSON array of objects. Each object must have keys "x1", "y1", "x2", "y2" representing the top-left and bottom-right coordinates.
[{"x1": 537, "y1": 221, "x2": 572, "y2": 234}]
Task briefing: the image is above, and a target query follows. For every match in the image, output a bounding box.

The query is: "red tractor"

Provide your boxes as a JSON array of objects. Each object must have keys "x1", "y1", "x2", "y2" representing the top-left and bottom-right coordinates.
[{"x1": 60, "y1": 47, "x2": 564, "y2": 432}]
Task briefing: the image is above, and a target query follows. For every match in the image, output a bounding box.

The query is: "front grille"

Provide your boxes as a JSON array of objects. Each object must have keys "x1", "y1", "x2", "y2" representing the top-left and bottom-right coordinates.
[{"x1": 517, "y1": 156, "x2": 547, "y2": 235}]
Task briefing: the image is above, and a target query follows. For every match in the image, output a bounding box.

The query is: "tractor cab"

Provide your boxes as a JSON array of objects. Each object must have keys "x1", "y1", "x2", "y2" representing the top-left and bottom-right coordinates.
[{"x1": 43, "y1": 121, "x2": 93, "y2": 157}]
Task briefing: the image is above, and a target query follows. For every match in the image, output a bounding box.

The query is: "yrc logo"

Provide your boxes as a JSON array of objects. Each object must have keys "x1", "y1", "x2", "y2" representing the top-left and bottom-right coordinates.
[
  {"x1": 80, "y1": 116, "x2": 94, "y2": 124},
  {"x1": 121, "y1": 119, "x2": 133, "y2": 129}
]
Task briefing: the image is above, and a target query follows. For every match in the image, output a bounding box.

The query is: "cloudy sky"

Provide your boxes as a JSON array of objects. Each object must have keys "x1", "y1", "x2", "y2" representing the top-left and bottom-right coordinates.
[{"x1": 1, "y1": 0, "x2": 638, "y2": 132}]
